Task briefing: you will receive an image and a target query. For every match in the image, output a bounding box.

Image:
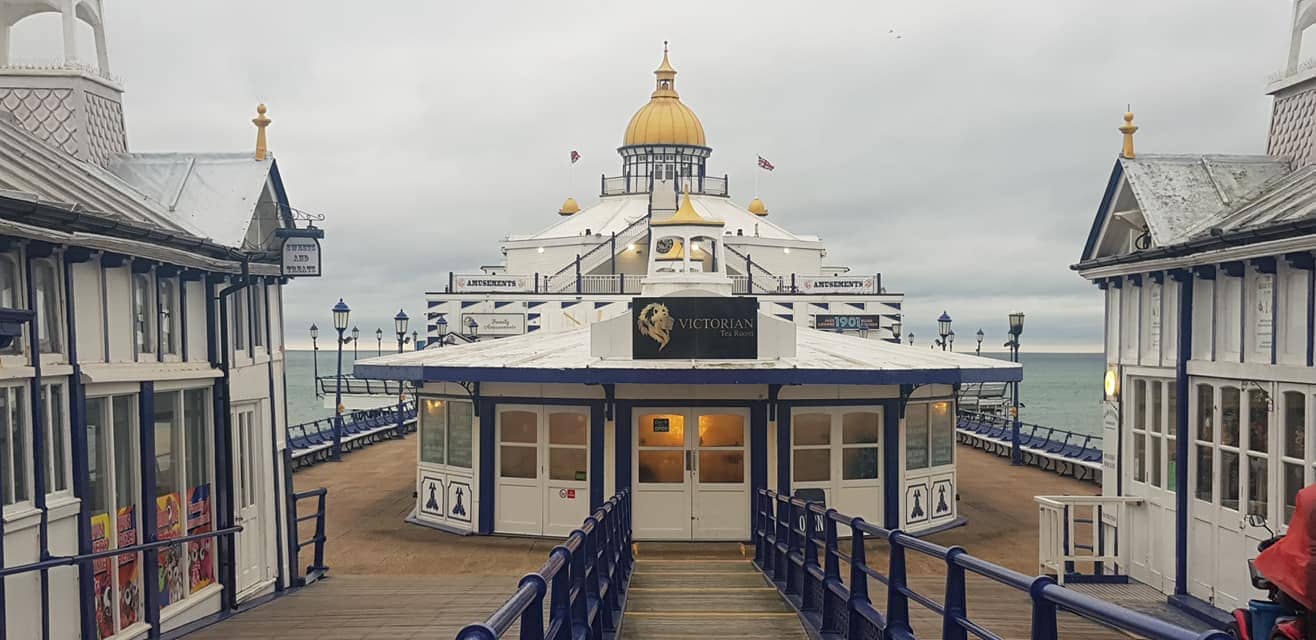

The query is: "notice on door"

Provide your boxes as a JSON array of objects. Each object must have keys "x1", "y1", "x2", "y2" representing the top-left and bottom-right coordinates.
[{"x1": 653, "y1": 417, "x2": 670, "y2": 433}]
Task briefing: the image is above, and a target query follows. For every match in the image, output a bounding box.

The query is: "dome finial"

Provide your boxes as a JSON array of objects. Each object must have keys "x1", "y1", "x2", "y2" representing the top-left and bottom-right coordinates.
[
  {"x1": 558, "y1": 196, "x2": 580, "y2": 216},
  {"x1": 1119, "y1": 107, "x2": 1138, "y2": 159},
  {"x1": 253, "y1": 103, "x2": 272, "y2": 161},
  {"x1": 748, "y1": 197, "x2": 768, "y2": 216}
]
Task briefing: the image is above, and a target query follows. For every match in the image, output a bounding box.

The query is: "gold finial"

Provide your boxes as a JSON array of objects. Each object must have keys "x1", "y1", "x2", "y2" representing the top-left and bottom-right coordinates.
[
  {"x1": 253, "y1": 103, "x2": 271, "y2": 161},
  {"x1": 558, "y1": 196, "x2": 580, "y2": 216},
  {"x1": 1119, "y1": 109, "x2": 1138, "y2": 159}
]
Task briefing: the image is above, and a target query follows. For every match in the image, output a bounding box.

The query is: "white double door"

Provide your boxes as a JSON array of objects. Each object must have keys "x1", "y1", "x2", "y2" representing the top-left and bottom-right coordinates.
[
  {"x1": 633, "y1": 408, "x2": 749, "y2": 540},
  {"x1": 233, "y1": 404, "x2": 269, "y2": 596},
  {"x1": 495, "y1": 405, "x2": 591, "y2": 537}
]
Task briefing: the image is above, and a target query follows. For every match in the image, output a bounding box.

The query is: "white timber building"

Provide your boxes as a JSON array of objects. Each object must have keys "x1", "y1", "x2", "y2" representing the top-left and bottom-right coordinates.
[
  {"x1": 1073, "y1": 0, "x2": 1316, "y2": 621},
  {"x1": 0, "y1": 2, "x2": 320, "y2": 638}
]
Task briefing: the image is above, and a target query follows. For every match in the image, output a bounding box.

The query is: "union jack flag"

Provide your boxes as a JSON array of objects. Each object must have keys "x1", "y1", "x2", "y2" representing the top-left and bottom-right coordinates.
[
  {"x1": 757, "y1": 155, "x2": 775, "y2": 171},
  {"x1": 570, "y1": 150, "x2": 581, "y2": 164}
]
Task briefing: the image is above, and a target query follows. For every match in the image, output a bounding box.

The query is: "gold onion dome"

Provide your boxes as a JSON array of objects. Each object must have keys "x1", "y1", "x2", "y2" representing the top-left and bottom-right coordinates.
[
  {"x1": 558, "y1": 197, "x2": 580, "y2": 216},
  {"x1": 623, "y1": 43, "x2": 706, "y2": 147},
  {"x1": 747, "y1": 197, "x2": 768, "y2": 216}
]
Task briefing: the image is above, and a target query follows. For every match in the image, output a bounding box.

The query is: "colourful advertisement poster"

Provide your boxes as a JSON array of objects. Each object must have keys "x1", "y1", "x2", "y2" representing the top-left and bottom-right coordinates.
[
  {"x1": 156, "y1": 492, "x2": 185, "y2": 607},
  {"x1": 115, "y1": 505, "x2": 140, "y2": 629},
  {"x1": 91, "y1": 513, "x2": 114, "y2": 639},
  {"x1": 187, "y1": 484, "x2": 214, "y2": 593}
]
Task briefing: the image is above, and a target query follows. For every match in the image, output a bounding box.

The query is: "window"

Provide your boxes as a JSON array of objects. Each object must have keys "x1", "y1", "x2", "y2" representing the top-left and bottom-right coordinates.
[
  {"x1": 87, "y1": 394, "x2": 143, "y2": 637},
  {"x1": 420, "y1": 399, "x2": 446, "y2": 466},
  {"x1": 1220, "y1": 387, "x2": 1241, "y2": 511},
  {"x1": 251, "y1": 284, "x2": 265, "y2": 349},
  {"x1": 0, "y1": 255, "x2": 22, "y2": 355},
  {"x1": 1166, "y1": 383, "x2": 1177, "y2": 491},
  {"x1": 793, "y1": 413, "x2": 831, "y2": 482},
  {"x1": 549, "y1": 412, "x2": 588, "y2": 481},
  {"x1": 1245, "y1": 389, "x2": 1269, "y2": 517},
  {"x1": 0, "y1": 384, "x2": 29, "y2": 505},
  {"x1": 232, "y1": 289, "x2": 247, "y2": 352},
  {"x1": 41, "y1": 382, "x2": 69, "y2": 493},
  {"x1": 1195, "y1": 384, "x2": 1214, "y2": 502},
  {"x1": 150, "y1": 389, "x2": 214, "y2": 607},
  {"x1": 906, "y1": 405, "x2": 930, "y2": 470},
  {"x1": 33, "y1": 259, "x2": 60, "y2": 353},
  {"x1": 158, "y1": 279, "x2": 178, "y2": 356},
  {"x1": 1132, "y1": 379, "x2": 1146, "y2": 483},
  {"x1": 132, "y1": 273, "x2": 154, "y2": 355},
  {"x1": 1282, "y1": 392, "x2": 1305, "y2": 522},
  {"x1": 421, "y1": 399, "x2": 474, "y2": 469},
  {"x1": 842, "y1": 412, "x2": 880, "y2": 480},
  {"x1": 499, "y1": 410, "x2": 537, "y2": 479}
]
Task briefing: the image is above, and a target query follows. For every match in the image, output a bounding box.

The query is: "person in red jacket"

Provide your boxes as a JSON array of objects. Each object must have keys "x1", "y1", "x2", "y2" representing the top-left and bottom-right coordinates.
[{"x1": 1254, "y1": 483, "x2": 1316, "y2": 638}]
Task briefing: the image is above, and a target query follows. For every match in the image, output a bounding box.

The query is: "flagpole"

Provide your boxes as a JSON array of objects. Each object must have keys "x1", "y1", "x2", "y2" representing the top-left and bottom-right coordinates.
[{"x1": 754, "y1": 155, "x2": 759, "y2": 198}]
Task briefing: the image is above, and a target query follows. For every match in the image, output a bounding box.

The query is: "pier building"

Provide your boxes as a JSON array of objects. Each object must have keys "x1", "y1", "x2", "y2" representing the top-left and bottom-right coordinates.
[
  {"x1": 1073, "y1": 0, "x2": 1316, "y2": 619},
  {"x1": 0, "y1": 2, "x2": 318, "y2": 638},
  {"x1": 359, "y1": 187, "x2": 1019, "y2": 540},
  {"x1": 428, "y1": 46, "x2": 902, "y2": 343}
]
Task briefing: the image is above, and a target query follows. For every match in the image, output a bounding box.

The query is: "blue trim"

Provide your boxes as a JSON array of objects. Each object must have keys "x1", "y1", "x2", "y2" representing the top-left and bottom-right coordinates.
[
  {"x1": 884, "y1": 395, "x2": 903, "y2": 529},
  {"x1": 1167, "y1": 593, "x2": 1232, "y2": 627},
  {"x1": 1309, "y1": 265, "x2": 1314, "y2": 368},
  {"x1": 477, "y1": 399, "x2": 495, "y2": 535},
  {"x1": 615, "y1": 402, "x2": 632, "y2": 494},
  {"x1": 1174, "y1": 277, "x2": 1192, "y2": 596},
  {"x1": 750, "y1": 401, "x2": 767, "y2": 534},
  {"x1": 357, "y1": 364, "x2": 1021, "y2": 386},
  {"x1": 1081, "y1": 159, "x2": 1125, "y2": 262},
  {"x1": 138, "y1": 381, "x2": 162, "y2": 634},
  {"x1": 776, "y1": 409, "x2": 790, "y2": 493},
  {"x1": 589, "y1": 403, "x2": 604, "y2": 511},
  {"x1": 65, "y1": 251, "x2": 96, "y2": 640}
]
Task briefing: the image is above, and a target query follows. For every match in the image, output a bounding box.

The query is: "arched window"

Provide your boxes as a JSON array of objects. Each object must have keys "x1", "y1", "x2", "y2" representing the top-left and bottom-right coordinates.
[
  {"x1": 133, "y1": 273, "x2": 154, "y2": 354},
  {"x1": 158, "y1": 278, "x2": 177, "y2": 356},
  {"x1": 33, "y1": 259, "x2": 60, "y2": 353},
  {"x1": 0, "y1": 255, "x2": 20, "y2": 354}
]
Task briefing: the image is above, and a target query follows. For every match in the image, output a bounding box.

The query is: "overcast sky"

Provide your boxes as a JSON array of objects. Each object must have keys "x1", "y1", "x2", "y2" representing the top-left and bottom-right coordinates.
[{"x1": 27, "y1": 1, "x2": 1301, "y2": 350}]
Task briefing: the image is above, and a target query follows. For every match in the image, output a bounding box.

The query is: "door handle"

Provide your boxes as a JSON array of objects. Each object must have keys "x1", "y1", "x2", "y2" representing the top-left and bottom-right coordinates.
[{"x1": 685, "y1": 450, "x2": 692, "y2": 471}]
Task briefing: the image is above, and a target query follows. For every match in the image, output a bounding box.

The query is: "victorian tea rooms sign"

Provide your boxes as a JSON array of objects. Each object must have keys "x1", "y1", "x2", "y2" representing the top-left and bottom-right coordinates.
[{"x1": 632, "y1": 297, "x2": 758, "y2": 359}]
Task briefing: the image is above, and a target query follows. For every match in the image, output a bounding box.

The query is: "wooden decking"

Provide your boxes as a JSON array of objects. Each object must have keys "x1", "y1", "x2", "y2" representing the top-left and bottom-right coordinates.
[{"x1": 621, "y1": 543, "x2": 807, "y2": 639}]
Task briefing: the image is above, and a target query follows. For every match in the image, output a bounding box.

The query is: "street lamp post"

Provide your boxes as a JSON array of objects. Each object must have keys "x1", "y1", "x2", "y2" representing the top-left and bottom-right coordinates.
[
  {"x1": 1005, "y1": 311, "x2": 1025, "y2": 465},
  {"x1": 975, "y1": 329, "x2": 984, "y2": 357},
  {"x1": 394, "y1": 309, "x2": 410, "y2": 438},
  {"x1": 467, "y1": 317, "x2": 479, "y2": 340},
  {"x1": 437, "y1": 316, "x2": 449, "y2": 348},
  {"x1": 309, "y1": 324, "x2": 320, "y2": 397},
  {"x1": 331, "y1": 299, "x2": 351, "y2": 460},
  {"x1": 351, "y1": 326, "x2": 359, "y2": 359},
  {"x1": 907, "y1": 332, "x2": 914, "y2": 346},
  {"x1": 934, "y1": 311, "x2": 953, "y2": 351},
  {"x1": 375, "y1": 328, "x2": 383, "y2": 356},
  {"x1": 890, "y1": 317, "x2": 902, "y2": 344},
  {"x1": 412, "y1": 330, "x2": 419, "y2": 348}
]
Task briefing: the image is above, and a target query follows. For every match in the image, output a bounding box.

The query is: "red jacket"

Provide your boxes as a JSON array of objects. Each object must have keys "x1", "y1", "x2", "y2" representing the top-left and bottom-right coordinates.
[{"x1": 1254, "y1": 483, "x2": 1316, "y2": 611}]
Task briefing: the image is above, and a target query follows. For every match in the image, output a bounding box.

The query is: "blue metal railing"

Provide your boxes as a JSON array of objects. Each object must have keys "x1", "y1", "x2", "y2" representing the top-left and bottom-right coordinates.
[
  {"x1": 456, "y1": 489, "x2": 633, "y2": 639},
  {"x1": 956, "y1": 411, "x2": 1104, "y2": 480},
  {"x1": 287, "y1": 401, "x2": 417, "y2": 465},
  {"x1": 753, "y1": 490, "x2": 1227, "y2": 640},
  {"x1": 290, "y1": 487, "x2": 329, "y2": 586}
]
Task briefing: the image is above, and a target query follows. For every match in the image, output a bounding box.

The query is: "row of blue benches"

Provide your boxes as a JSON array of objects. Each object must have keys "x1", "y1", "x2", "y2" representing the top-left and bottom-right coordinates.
[
  {"x1": 288, "y1": 401, "x2": 418, "y2": 467},
  {"x1": 957, "y1": 412, "x2": 1103, "y2": 481}
]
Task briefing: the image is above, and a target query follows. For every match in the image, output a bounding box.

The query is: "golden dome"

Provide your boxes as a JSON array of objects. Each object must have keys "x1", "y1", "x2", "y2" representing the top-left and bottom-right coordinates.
[
  {"x1": 558, "y1": 197, "x2": 580, "y2": 216},
  {"x1": 747, "y1": 197, "x2": 768, "y2": 216},
  {"x1": 622, "y1": 44, "x2": 707, "y2": 147}
]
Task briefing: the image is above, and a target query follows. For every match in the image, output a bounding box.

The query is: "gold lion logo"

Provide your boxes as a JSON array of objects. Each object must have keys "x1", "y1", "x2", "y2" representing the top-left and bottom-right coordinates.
[{"x1": 636, "y1": 303, "x2": 675, "y2": 350}]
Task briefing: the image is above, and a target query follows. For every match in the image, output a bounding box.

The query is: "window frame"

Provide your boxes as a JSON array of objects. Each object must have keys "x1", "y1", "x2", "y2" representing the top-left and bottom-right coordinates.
[
  {"x1": 157, "y1": 277, "x2": 179, "y2": 359},
  {"x1": 32, "y1": 256, "x2": 64, "y2": 356},
  {"x1": 41, "y1": 380, "x2": 71, "y2": 496},
  {"x1": 132, "y1": 272, "x2": 156, "y2": 359},
  {"x1": 85, "y1": 391, "x2": 145, "y2": 635},
  {"x1": 0, "y1": 252, "x2": 24, "y2": 359},
  {"x1": 0, "y1": 382, "x2": 32, "y2": 510},
  {"x1": 151, "y1": 384, "x2": 217, "y2": 608}
]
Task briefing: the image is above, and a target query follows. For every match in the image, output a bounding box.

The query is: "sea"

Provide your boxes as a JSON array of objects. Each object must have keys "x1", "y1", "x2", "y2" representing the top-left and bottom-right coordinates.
[{"x1": 283, "y1": 350, "x2": 1105, "y2": 436}]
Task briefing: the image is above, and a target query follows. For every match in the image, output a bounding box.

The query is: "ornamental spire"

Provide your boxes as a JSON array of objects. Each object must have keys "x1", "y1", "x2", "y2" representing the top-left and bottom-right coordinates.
[
  {"x1": 253, "y1": 103, "x2": 271, "y2": 160},
  {"x1": 1119, "y1": 109, "x2": 1138, "y2": 159},
  {"x1": 652, "y1": 41, "x2": 679, "y2": 99}
]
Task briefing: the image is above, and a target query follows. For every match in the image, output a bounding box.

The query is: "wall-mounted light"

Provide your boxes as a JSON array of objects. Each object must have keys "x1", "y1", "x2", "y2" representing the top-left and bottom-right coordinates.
[
  {"x1": 783, "y1": 247, "x2": 791, "y2": 254},
  {"x1": 0, "y1": 308, "x2": 31, "y2": 350},
  {"x1": 537, "y1": 246, "x2": 545, "y2": 254},
  {"x1": 627, "y1": 243, "x2": 636, "y2": 252},
  {"x1": 1104, "y1": 368, "x2": 1119, "y2": 399}
]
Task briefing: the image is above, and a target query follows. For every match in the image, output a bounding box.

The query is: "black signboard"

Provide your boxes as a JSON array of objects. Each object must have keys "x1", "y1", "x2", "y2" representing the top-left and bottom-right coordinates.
[
  {"x1": 814, "y1": 314, "x2": 881, "y2": 331},
  {"x1": 632, "y1": 297, "x2": 758, "y2": 359}
]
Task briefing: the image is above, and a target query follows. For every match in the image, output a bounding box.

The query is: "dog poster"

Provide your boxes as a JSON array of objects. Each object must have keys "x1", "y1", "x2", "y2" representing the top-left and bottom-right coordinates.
[
  {"x1": 116, "y1": 505, "x2": 140, "y2": 628},
  {"x1": 157, "y1": 492, "x2": 185, "y2": 606},
  {"x1": 187, "y1": 484, "x2": 214, "y2": 593},
  {"x1": 91, "y1": 512, "x2": 114, "y2": 638}
]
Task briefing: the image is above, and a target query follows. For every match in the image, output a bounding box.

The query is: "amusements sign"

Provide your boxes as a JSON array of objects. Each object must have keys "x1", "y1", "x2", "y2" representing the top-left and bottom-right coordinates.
[
  {"x1": 452, "y1": 275, "x2": 532, "y2": 293},
  {"x1": 632, "y1": 297, "x2": 758, "y2": 359},
  {"x1": 798, "y1": 276, "x2": 878, "y2": 294},
  {"x1": 461, "y1": 313, "x2": 527, "y2": 336},
  {"x1": 814, "y1": 314, "x2": 882, "y2": 331},
  {"x1": 281, "y1": 237, "x2": 322, "y2": 277}
]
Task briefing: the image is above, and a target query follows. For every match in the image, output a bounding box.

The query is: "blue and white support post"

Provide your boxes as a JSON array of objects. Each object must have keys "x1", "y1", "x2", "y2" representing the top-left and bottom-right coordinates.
[
  {"x1": 1006, "y1": 311, "x2": 1025, "y2": 466},
  {"x1": 331, "y1": 299, "x2": 351, "y2": 460},
  {"x1": 394, "y1": 309, "x2": 409, "y2": 438}
]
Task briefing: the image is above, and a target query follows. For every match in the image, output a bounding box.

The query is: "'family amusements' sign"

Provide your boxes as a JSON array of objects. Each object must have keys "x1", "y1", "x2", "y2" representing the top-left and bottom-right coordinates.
[
  {"x1": 632, "y1": 297, "x2": 758, "y2": 359},
  {"x1": 281, "y1": 237, "x2": 321, "y2": 277}
]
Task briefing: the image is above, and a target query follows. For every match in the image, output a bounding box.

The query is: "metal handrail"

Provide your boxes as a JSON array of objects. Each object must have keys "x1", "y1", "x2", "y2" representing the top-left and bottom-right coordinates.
[
  {"x1": 957, "y1": 410, "x2": 1103, "y2": 449},
  {"x1": 753, "y1": 489, "x2": 1228, "y2": 640},
  {"x1": 456, "y1": 489, "x2": 632, "y2": 639},
  {"x1": 291, "y1": 488, "x2": 330, "y2": 586},
  {"x1": 547, "y1": 214, "x2": 651, "y2": 283},
  {"x1": 0, "y1": 525, "x2": 242, "y2": 579}
]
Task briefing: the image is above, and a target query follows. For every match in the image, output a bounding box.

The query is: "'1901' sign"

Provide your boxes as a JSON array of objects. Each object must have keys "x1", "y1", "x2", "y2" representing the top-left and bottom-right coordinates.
[
  {"x1": 281, "y1": 237, "x2": 321, "y2": 277},
  {"x1": 632, "y1": 297, "x2": 758, "y2": 359}
]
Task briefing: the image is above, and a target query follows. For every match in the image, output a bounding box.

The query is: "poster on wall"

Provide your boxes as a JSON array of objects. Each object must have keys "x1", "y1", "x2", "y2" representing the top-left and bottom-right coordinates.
[
  {"x1": 157, "y1": 493, "x2": 185, "y2": 607},
  {"x1": 116, "y1": 506, "x2": 140, "y2": 628},
  {"x1": 1148, "y1": 285, "x2": 1162, "y2": 354},
  {"x1": 187, "y1": 485, "x2": 214, "y2": 593},
  {"x1": 91, "y1": 513, "x2": 114, "y2": 639},
  {"x1": 1257, "y1": 273, "x2": 1274, "y2": 352}
]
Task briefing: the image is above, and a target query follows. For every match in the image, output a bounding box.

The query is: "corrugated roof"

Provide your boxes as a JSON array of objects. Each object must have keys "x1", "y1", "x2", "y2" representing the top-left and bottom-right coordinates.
[
  {"x1": 510, "y1": 194, "x2": 817, "y2": 243},
  {"x1": 108, "y1": 152, "x2": 275, "y2": 249},
  {"x1": 354, "y1": 323, "x2": 1020, "y2": 385},
  {"x1": 1119, "y1": 154, "x2": 1291, "y2": 246}
]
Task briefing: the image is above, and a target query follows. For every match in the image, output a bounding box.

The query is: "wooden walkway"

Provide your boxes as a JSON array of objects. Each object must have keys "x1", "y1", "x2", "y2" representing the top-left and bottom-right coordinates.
[{"x1": 620, "y1": 543, "x2": 807, "y2": 639}]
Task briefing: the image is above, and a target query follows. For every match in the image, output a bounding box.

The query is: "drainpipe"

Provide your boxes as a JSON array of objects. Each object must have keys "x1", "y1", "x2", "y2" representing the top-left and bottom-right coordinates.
[{"x1": 214, "y1": 264, "x2": 248, "y2": 611}]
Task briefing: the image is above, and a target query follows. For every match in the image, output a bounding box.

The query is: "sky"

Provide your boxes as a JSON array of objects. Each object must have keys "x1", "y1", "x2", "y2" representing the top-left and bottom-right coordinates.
[{"x1": 16, "y1": 1, "x2": 1301, "y2": 351}]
